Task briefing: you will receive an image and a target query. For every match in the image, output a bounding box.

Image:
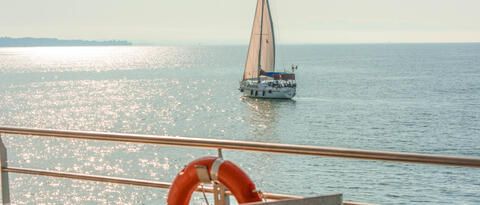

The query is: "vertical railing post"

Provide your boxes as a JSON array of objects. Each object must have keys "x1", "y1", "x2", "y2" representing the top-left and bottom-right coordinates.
[
  {"x1": 0, "y1": 134, "x2": 10, "y2": 204},
  {"x1": 213, "y1": 182, "x2": 230, "y2": 205},
  {"x1": 214, "y1": 149, "x2": 229, "y2": 205}
]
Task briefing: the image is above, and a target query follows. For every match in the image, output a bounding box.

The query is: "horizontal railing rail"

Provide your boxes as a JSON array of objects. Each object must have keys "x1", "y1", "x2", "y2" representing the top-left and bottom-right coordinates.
[
  {"x1": 1, "y1": 126, "x2": 479, "y2": 204},
  {"x1": 1, "y1": 126, "x2": 479, "y2": 167},
  {"x1": 3, "y1": 167, "x2": 300, "y2": 201}
]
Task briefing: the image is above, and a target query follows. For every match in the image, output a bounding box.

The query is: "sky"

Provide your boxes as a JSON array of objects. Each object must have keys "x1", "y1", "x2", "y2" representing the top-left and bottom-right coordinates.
[{"x1": 1, "y1": 0, "x2": 479, "y2": 44}]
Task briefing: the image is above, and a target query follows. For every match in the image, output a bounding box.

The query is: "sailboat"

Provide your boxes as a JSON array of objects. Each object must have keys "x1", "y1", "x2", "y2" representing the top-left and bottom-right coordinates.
[{"x1": 240, "y1": 0, "x2": 297, "y2": 99}]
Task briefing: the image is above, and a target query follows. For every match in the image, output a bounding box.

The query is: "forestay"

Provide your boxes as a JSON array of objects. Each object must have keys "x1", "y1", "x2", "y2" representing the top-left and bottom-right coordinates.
[{"x1": 243, "y1": 0, "x2": 276, "y2": 80}]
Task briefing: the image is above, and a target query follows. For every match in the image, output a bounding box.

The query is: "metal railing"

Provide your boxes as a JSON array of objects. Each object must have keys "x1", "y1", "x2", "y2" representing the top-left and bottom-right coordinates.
[{"x1": 0, "y1": 126, "x2": 479, "y2": 204}]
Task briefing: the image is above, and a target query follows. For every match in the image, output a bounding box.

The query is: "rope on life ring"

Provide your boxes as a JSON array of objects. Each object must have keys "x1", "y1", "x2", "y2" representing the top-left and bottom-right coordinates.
[{"x1": 167, "y1": 156, "x2": 262, "y2": 205}]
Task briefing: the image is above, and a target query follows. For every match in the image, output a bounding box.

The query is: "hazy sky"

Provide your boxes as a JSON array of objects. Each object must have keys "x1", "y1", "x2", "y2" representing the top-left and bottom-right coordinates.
[{"x1": 1, "y1": 0, "x2": 479, "y2": 44}]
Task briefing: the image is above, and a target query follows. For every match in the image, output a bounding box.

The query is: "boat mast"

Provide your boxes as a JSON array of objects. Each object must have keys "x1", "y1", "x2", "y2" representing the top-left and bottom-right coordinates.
[{"x1": 257, "y1": 0, "x2": 265, "y2": 82}]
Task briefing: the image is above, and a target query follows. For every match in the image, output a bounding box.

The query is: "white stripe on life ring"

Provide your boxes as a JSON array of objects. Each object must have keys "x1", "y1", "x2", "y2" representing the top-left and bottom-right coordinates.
[{"x1": 210, "y1": 158, "x2": 224, "y2": 182}]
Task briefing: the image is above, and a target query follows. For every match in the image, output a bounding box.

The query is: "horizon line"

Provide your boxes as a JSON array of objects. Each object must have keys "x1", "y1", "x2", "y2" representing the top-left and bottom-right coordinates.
[
  {"x1": 1, "y1": 36, "x2": 480, "y2": 47},
  {"x1": 133, "y1": 41, "x2": 480, "y2": 46}
]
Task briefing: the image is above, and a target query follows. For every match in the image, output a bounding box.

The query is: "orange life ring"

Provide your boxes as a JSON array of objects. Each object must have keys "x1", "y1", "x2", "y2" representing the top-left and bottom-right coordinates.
[{"x1": 167, "y1": 156, "x2": 262, "y2": 205}]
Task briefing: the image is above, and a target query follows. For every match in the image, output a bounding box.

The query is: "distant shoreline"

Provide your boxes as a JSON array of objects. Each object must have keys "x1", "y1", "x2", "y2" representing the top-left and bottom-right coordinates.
[
  {"x1": 0, "y1": 37, "x2": 132, "y2": 47},
  {"x1": 1, "y1": 37, "x2": 478, "y2": 47}
]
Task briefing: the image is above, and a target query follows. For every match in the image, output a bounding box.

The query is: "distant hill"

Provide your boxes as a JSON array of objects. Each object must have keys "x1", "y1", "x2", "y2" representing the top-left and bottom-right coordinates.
[{"x1": 0, "y1": 37, "x2": 132, "y2": 47}]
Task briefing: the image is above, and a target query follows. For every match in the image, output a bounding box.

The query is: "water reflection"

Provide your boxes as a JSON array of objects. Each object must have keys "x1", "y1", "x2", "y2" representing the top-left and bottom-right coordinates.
[{"x1": 241, "y1": 97, "x2": 296, "y2": 142}]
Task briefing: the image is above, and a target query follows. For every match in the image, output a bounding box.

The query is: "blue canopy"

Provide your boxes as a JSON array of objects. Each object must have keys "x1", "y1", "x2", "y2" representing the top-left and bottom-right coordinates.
[{"x1": 262, "y1": 71, "x2": 291, "y2": 77}]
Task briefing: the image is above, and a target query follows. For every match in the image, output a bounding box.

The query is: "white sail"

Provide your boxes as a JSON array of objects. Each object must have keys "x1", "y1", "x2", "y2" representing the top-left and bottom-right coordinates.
[{"x1": 243, "y1": 0, "x2": 275, "y2": 80}]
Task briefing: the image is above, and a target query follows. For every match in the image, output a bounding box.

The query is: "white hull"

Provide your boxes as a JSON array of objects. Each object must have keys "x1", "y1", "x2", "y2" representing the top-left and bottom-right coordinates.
[{"x1": 240, "y1": 80, "x2": 296, "y2": 99}]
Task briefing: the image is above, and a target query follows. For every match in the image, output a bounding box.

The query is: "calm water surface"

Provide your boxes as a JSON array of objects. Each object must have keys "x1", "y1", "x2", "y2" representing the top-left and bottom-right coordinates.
[{"x1": 0, "y1": 44, "x2": 479, "y2": 204}]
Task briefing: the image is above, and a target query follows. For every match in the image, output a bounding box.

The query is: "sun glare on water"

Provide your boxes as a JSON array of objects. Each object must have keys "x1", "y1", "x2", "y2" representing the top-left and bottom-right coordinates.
[{"x1": 0, "y1": 46, "x2": 186, "y2": 73}]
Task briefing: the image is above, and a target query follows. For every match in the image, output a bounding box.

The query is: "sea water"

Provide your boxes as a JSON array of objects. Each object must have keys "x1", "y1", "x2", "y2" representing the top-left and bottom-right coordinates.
[{"x1": 0, "y1": 44, "x2": 479, "y2": 204}]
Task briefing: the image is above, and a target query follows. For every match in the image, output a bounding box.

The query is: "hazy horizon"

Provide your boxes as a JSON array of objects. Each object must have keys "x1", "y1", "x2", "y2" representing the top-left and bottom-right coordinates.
[
  {"x1": 2, "y1": 0, "x2": 480, "y2": 45},
  {"x1": 2, "y1": 36, "x2": 480, "y2": 47},
  {"x1": 1, "y1": 35, "x2": 480, "y2": 46}
]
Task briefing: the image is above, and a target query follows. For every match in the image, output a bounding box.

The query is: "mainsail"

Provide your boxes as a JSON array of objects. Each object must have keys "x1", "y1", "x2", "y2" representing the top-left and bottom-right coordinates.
[{"x1": 243, "y1": 0, "x2": 275, "y2": 80}]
